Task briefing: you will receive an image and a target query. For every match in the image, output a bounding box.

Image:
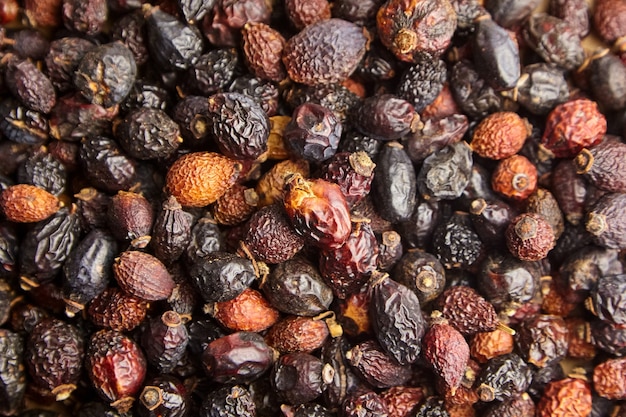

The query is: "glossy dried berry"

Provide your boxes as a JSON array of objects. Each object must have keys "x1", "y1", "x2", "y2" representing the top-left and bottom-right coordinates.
[
  {"x1": 525, "y1": 188, "x2": 564, "y2": 240},
  {"x1": 166, "y1": 152, "x2": 240, "y2": 207},
  {"x1": 86, "y1": 330, "x2": 147, "y2": 413},
  {"x1": 590, "y1": 273, "x2": 626, "y2": 324},
  {"x1": 229, "y1": 75, "x2": 280, "y2": 116},
  {"x1": 541, "y1": 99, "x2": 607, "y2": 158},
  {"x1": 141, "y1": 311, "x2": 189, "y2": 373},
  {"x1": 377, "y1": 0, "x2": 457, "y2": 62},
  {"x1": 202, "y1": 331, "x2": 274, "y2": 384},
  {"x1": 356, "y1": 95, "x2": 420, "y2": 141},
  {"x1": 207, "y1": 92, "x2": 269, "y2": 160},
  {"x1": 283, "y1": 174, "x2": 351, "y2": 249},
  {"x1": 372, "y1": 142, "x2": 417, "y2": 223},
  {"x1": 79, "y1": 136, "x2": 136, "y2": 193},
  {"x1": 0, "y1": 98, "x2": 48, "y2": 145},
  {"x1": 523, "y1": 13, "x2": 585, "y2": 71},
  {"x1": 575, "y1": 140, "x2": 626, "y2": 193},
  {"x1": 422, "y1": 318, "x2": 470, "y2": 394},
  {"x1": 62, "y1": 229, "x2": 117, "y2": 317},
  {"x1": 588, "y1": 51, "x2": 626, "y2": 111},
  {"x1": 369, "y1": 273, "x2": 426, "y2": 365},
  {"x1": 242, "y1": 22, "x2": 287, "y2": 82},
  {"x1": 492, "y1": 154, "x2": 538, "y2": 201},
  {"x1": 585, "y1": 192, "x2": 626, "y2": 249},
  {"x1": 266, "y1": 315, "x2": 330, "y2": 354},
  {"x1": 515, "y1": 63, "x2": 570, "y2": 115},
  {"x1": 449, "y1": 60, "x2": 504, "y2": 120},
  {"x1": 470, "y1": 328, "x2": 514, "y2": 363},
  {"x1": 284, "y1": 103, "x2": 342, "y2": 163},
  {"x1": 26, "y1": 318, "x2": 83, "y2": 400},
  {"x1": 319, "y1": 220, "x2": 379, "y2": 299},
  {"x1": 107, "y1": 191, "x2": 153, "y2": 247},
  {"x1": 0, "y1": 329, "x2": 25, "y2": 416},
  {"x1": 283, "y1": 83, "x2": 360, "y2": 123},
  {"x1": 116, "y1": 107, "x2": 181, "y2": 160},
  {"x1": 88, "y1": 287, "x2": 149, "y2": 332},
  {"x1": 417, "y1": 141, "x2": 473, "y2": 201},
  {"x1": 212, "y1": 288, "x2": 280, "y2": 332},
  {"x1": 113, "y1": 250, "x2": 175, "y2": 301},
  {"x1": 188, "y1": 251, "x2": 256, "y2": 304},
  {"x1": 48, "y1": 93, "x2": 118, "y2": 141},
  {"x1": 516, "y1": 314, "x2": 569, "y2": 368},
  {"x1": 506, "y1": 212, "x2": 555, "y2": 261},
  {"x1": 74, "y1": 43, "x2": 137, "y2": 107},
  {"x1": 62, "y1": 0, "x2": 107, "y2": 35},
  {"x1": 475, "y1": 353, "x2": 532, "y2": 402},
  {"x1": 261, "y1": 256, "x2": 333, "y2": 316},
  {"x1": 282, "y1": 18, "x2": 368, "y2": 85},
  {"x1": 1, "y1": 184, "x2": 60, "y2": 223},
  {"x1": 472, "y1": 16, "x2": 521, "y2": 91},
  {"x1": 343, "y1": 391, "x2": 389, "y2": 417},
  {"x1": 536, "y1": 378, "x2": 592, "y2": 417},
  {"x1": 138, "y1": 375, "x2": 188, "y2": 417},
  {"x1": 145, "y1": 6, "x2": 203, "y2": 71},
  {"x1": 320, "y1": 151, "x2": 375, "y2": 208}
]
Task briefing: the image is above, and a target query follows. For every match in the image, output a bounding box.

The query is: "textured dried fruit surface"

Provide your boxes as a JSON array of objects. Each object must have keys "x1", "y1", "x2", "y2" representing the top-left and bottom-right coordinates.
[
  {"x1": 470, "y1": 329, "x2": 514, "y2": 363},
  {"x1": 470, "y1": 112, "x2": 530, "y2": 160},
  {"x1": 436, "y1": 286, "x2": 499, "y2": 336},
  {"x1": 541, "y1": 99, "x2": 607, "y2": 158},
  {"x1": 265, "y1": 315, "x2": 329, "y2": 353},
  {"x1": 593, "y1": 0, "x2": 626, "y2": 44},
  {"x1": 242, "y1": 22, "x2": 287, "y2": 82},
  {"x1": 492, "y1": 155, "x2": 538, "y2": 201},
  {"x1": 346, "y1": 339, "x2": 412, "y2": 388},
  {"x1": 593, "y1": 358, "x2": 626, "y2": 400},
  {"x1": 113, "y1": 250, "x2": 175, "y2": 301},
  {"x1": 88, "y1": 287, "x2": 149, "y2": 332},
  {"x1": 0, "y1": 184, "x2": 60, "y2": 223},
  {"x1": 166, "y1": 152, "x2": 240, "y2": 207},
  {"x1": 575, "y1": 140, "x2": 626, "y2": 193},
  {"x1": 422, "y1": 318, "x2": 470, "y2": 393},
  {"x1": 506, "y1": 212, "x2": 555, "y2": 261},
  {"x1": 212, "y1": 288, "x2": 280, "y2": 333},
  {"x1": 282, "y1": 18, "x2": 368, "y2": 85},
  {"x1": 516, "y1": 314, "x2": 569, "y2": 368},
  {"x1": 585, "y1": 192, "x2": 626, "y2": 249},
  {"x1": 536, "y1": 378, "x2": 592, "y2": 417},
  {"x1": 377, "y1": 0, "x2": 457, "y2": 62}
]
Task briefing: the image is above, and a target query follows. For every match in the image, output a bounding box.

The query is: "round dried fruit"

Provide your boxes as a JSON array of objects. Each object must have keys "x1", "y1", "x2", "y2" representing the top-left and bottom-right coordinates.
[
  {"x1": 506, "y1": 213, "x2": 555, "y2": 261},
  {"x1": 470, "y1": 112, "x2": 531, "y2": 160},
  {"x1": 0, "y1": 184, "x2": 61, "y2": 223},
  {"x1": 491, "y1": 155, "x2": 538, "y2": 201}
]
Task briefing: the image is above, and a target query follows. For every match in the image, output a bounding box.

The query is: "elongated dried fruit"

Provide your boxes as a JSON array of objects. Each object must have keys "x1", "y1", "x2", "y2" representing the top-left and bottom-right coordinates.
[
  {"x1": 88, "y1": 287, "x2": 149, "y2": 332},
  {"x1": 212, "y1": 288, "x2": 280, "y2": 332},
  {"x1": 166, "y1": 152, "x2": 240, "y2": 207},
  {"x1": 266, "y1": 315, "x2": 330, "y2": 354},
  {"x1": 470, "y1": 112, "x2": 530, "y2": 160},
  {"x1": 473, "y1": 16, "x2": 521, "y2": 91},
  {"x1": 141, "y1": 311, "x2": 189, "y2": 373},
  {"x1": 346, "y1": 339, "x2": 412, "y2": 388},
  {"x1": 107, "y1": 191, "x2": 154, "y2": 248},
  {"x1": 369, "y1": 273, "x2": 426, "y2": 365},
  {"x1": 242, "y1": 22, "x2": 287, "y2": 82},
  {"x1": 113, "y1": 250, "x2": 175, "y2": 301},
  {"x1": 435, "y1": 286, "x2": 499, "y2": 336},
  {"x1": 282, "y1": 18, "x2": 368, "y2": 85},
  {"x1": 86, "y1": 330, "x2": 147, "y2": 413},
  {"x1": 1, "y1": 184, "x2": 60, "y2": 223},
  {"x1": 0, "y1": 329, "x2": 25, "y2": 416},
  {"x1": 536, "y1": 378, "x2": 592, "y2": 417},
  {"x1": 575, "y1": 140, "x2": 626, "y2": 193}
]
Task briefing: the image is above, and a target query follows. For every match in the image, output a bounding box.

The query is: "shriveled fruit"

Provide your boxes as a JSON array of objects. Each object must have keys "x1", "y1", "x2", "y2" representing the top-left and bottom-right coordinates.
[
  {"x1": 585, "y1": 192, "x2": 626, "y2": 249},
  {"x1": 536, "y1": 378, "x2": 592, "y2": 417},
  {"x1": 575, "y1": 140, "x2": 626, "y2": 193},
  {"x1": 492, "y1": 155, "x2": 538, "y2": 201},
  {"x1": 593, "y1": 357, "x2": 626, "y2": 400},
  {"x1": 1, "y1": 184, "x2": 60, "y2": 223},
  {"x1": 166, "y1": 152, "x2": 240, "y2": 207},
  {"x1": 113, "y1": 250, "x2": 175, "y2": 301},
  {"x1": 242, "y1": 22, "x2": 287, "y2": 82},
  {"x1": 470, "y1": 112, "x2": 530, "y2": 160},
  {"x1": 282, "y1": 18, "x2": 368, "y2": 85},
  {"x1": 211, "y1": 288, "x2": 280, "y2": 333},
  {"x1": 435, "y1": 286, "x2": 499, "y2": 336},
  {"x1": 506, "y1": 213, "x2": 555, "y2": 261}
]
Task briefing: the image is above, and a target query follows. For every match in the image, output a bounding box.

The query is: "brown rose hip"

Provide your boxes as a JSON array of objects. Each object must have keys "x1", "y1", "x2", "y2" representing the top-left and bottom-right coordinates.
[
  {"x1": 470, "y1": 329, "x2": 515, "y2": 363},
  {"x1": 88, "y1": 287, "x2": 149, "y2": 332},
  {"x1": 506, "y1": 213, "x2": 555, "y2": 261},
  {"x1": 285, "y1": 0, "x2": 331, "y2": 30},
  {"x1": 113, "y1": 250, "x2": 175, "y2": 301},
  {"x1": 211, "y1": 288, "x2": 280, "y2": 333},
  {"x1": 266, "y1": 315, "x2": 330, "y2": 354},
  {"x1": 492, "y1": 155, "x2": 538, "y2": 201},
  {"x1": 1, "y1": 184, "x2": 61, "y2": 223},
  {"x1": 470, "y1": 112, "x2": 531, "y2": 160},
  {"x1": 242, "y1": 22, "x2": 287, "y2": 82},
  {"x1": 166, "y1": 152, "x2": 240, "y2": 207},
  {"x1": 575, "y1": 139, "x2": 626, "y2": 193},
  {"x1": 593, "y1": 0, "x2": 626, "y2": 47},
  {"x1": 541, "y1": 99, "x2": 607, "y2": 158}
]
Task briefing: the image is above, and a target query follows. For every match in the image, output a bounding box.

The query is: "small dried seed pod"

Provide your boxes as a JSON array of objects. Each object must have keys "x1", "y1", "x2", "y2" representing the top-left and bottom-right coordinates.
[
  {"x1": 492, "y1": 155, "x2": 538, "y2": 201},
  {"x1": 107, "y1": 191, "x2": 154, "y2": 248},
  {"x1": 346, "y1": 339, "x2": 412, "y2": 389},
  {"x1": 211, "y1": 288, "x2": 280, "y2": 333},
  {"x1": 113, "y1": 250, "x2": 175, "y2": 301},
  {"x1": 88, "y1": 287, "x2": 149, "y2": 332},
  {"x1": 506, "y1": 213, "x2": 555, "y2": 261},
  {"x1": 86, "y1": 330, "x2": 147, "y2": 413},
  {"x1": 585, "y1": 192, "x2": 626, "y2": 249},
  {"x1": 574, "y1": 140, "x2": 626, "y2": 193},
  {"x1": 470, "y1": 112, "x2": 531, "y2": 160},
  {"x1": 166, "y1": 152, "x2": 240, "y2": 207},
  {"x1": 0, "y1": 184, "x2": 61, "y2": 223}
]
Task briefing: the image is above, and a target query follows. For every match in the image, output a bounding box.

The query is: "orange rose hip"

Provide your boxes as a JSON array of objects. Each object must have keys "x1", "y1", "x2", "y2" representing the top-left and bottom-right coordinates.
[
  {"x1": 470, "y1": 112, "x2": 531, "y2": 160},
  {"x1": 492, "y1": 155, "x2": 538, "y2": 201},
  {"x1": 165, "y1": 152, "x2": 240, "y2": 207},
  {"x1": 1, "y1": 184, "x2": 61, "y2": 223}
]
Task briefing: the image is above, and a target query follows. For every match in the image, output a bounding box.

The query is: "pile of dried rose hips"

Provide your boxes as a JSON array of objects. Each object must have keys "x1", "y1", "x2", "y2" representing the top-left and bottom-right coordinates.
[{"x1": 1, "y1": 0, "x2": 626, "y2": 416}]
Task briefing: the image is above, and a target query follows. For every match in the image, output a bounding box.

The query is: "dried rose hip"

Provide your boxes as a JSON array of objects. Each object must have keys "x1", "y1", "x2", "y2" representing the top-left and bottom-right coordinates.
[
  {"x1": 541, "y1": 99, "x2": 607, "y2": 158},
  {"x1": 138, "y1": 375, "x2": 188, "y2": 417},
  {"x1": 282, "y1": 18, "x2": 369, "y2": 85},
  {"x1": 166, "y1": 152, "x2": 240, "y2": 207},
  {"x1": 575, "y1": 140, "x2": 626, "y2": 193},
  {"x1": 585, "y1": 192, "x2": 626, "y2": 249},
  {"x1": 475, "y1": 353, "x2": 532, "y2": 402},
  {"x1": 113, "y1": 250, "x2": 175, "y2": 301},
  {"x1": 353, "y1": 94, "x2": 419, "y2": 141},
  {"x1": 211, "y1": 288, "x2": 280, "y2": 333},
  {"x1": 202, "y1": 0, "x2": 271, "y2": 48},
  {"x1": 377, "y1": 0, "x2": 457, "y2": 62},
  {"x1": 515, "y1": 314, "x2": 569, "y2": 368},
  {"x1": 284, "y1": 102, "x2": 342, "y2": 163},
  {"x1": 492, "y1": 155, "x2": 538, "y2": 201},
  {"x1": 0, "y1": 329, "x2": 25, "y2": 416},
  {"x1": 470, "y1": 112, "x2": 531, "y2": 160},
  {"x1": 141, "y1": 311, "x2": 189, "y2": 374},
  {"x1": 266, "y1": 315, "x2": 330, "y2": 354},
  {"x1": 506, "y1": 212, "x2": 555, "y2": 261},
  {"x1": 593, "y1": 358, "x2": 626, "y2": 400},
  {"x1": 392, "y1": 250, "x2": 446, "y2": 305},
  {"x1": 283, "y1": 174, "x2": 351, "y2": 249},
  {"x1": 242, "y1": 22, "x2": 287, "y2": 82},
  {"x1": 86, "y1": 330, "x2": 147, "y2": 413},
  {"x1": 4, "y1": 55, "x2": 56, "y2": 115},
  {"x1": 271, "y1": 352, "x2": 332, "y2": 405},
  {"x1": 0, "y1": 184, "x2": 61, "y2": 223},
  {"x1": 536, "y1": 378, "x2": 592, "y2": 417},
  {"x1": 593, "y1": 0, "x2": 626, "y2": 46},
  {"x1": 346, "y1": 339, "x2": 412, "y2": 389},
  {"x1": 285, "y1": 0, "x2": 331, "y2": 29},
  {"x1": 470, "y1": 329, "x2": 515, "y2": 363},
  {"x1": 435, "y1": 286, "x2": 500, "y2": 336},
  {"x1": 88, "y1": 287, "x2": 148, "y2": 332}
]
